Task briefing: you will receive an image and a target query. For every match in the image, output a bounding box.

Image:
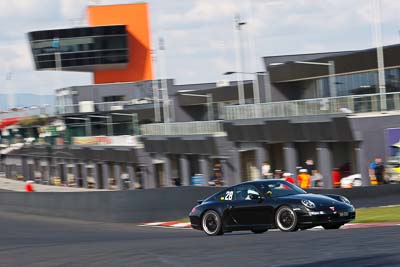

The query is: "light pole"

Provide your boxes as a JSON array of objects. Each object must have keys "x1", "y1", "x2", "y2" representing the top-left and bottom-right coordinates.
[
  {"x1": 66, "y1": 117, "x2": 91, "y2": 136},
  {"x1": 372, "y1": 0, "x2": 386, "y2": 111},
  {"x1": 151, "y1": 49, "x2": 161, "y2": 122},
  {"x1": 224, "y1": 71, "x2": 266, "y2": 117},
  {"x1": 158, "y1": 37, "x2": 171, "y2": 122},
  {"x1": 5, "y1": 69, "x2": 14, "y2": 111},
  {"x1": 223, "y1": 71, "x2": 263, "y2": 105},
  {"x1": 293, "y1": 61, "x2": 337, "y2": 97},
  {"x1": 88, "y1": 115, "x2": 113, "y2": 136},
  {"x1": 234, "y1": 14, "x2": 246, "y2": 105},
  {"x1": 180, "y1": 92, "x2": 214, "y2": 121}
]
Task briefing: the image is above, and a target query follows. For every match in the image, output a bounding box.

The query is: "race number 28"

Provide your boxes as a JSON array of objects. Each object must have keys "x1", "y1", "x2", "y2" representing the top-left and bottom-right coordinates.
[{"x1": 225, "y1": 191, "x2": 233, "y2": 200}]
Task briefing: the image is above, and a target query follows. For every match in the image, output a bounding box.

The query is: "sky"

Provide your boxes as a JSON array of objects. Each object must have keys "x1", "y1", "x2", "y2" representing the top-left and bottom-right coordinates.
[{"x1": 1, "y1": 0, "x2": 400, "y2": 96}]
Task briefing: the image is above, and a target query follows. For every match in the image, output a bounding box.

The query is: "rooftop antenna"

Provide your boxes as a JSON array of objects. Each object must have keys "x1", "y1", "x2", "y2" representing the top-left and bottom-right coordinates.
[
  {"x1": 5, "y1": 67, "x2": 15, "y2": 110},
  {"x1": 371, "y1": 0, "x2": 386, "y2": 111},
  {"x1": 158, "y1": 36, "x2": 171, "y2": 122},
  {"x1": 234, "y1": 13, "x2": 246, "y2": 105},
  {"x1": 151, "y1": 49, "x2": 161, "y2": 122}
]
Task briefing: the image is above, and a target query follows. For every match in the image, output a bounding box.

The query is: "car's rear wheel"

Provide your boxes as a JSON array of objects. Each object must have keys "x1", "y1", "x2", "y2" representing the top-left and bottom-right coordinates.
[
  {"x1": 202, "y1": 210, "x2": 223, "y2": 236},
  {"x1": 251, "y1": 229, "x2": 268, "y2": 234},
  {"x1": 275, "y1": 206, "x2": 298, "y2": 232},
  {"x1": 322, "y1": 223, "x2": 343, "y2": 230}
]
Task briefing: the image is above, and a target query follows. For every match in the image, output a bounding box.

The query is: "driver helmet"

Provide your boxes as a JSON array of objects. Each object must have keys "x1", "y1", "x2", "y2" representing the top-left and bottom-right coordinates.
[{"x1": 245, "y1": 189, "x2": 259, "y2": 200}]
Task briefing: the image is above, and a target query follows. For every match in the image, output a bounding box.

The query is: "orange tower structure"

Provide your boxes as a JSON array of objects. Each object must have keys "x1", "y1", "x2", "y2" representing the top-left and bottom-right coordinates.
[{"x1": 87, "y1": 3, "x2": 153, "y2": 84}]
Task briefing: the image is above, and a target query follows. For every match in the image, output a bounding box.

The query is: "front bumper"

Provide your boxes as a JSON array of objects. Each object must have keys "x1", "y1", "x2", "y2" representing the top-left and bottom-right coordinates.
[
  {"x1": 189, "y1": 209, "x2": 202, "y2": 230},
  {"x1": 296, "y1": 207, "x2": 356, "y2": 225},
  {"x1": 189, "y1": 216, "x2": 202, "y2": 230}
]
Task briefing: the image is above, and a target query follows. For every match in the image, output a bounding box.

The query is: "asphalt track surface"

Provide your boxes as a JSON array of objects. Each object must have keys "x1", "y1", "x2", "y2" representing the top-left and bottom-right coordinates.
[{"x1": 1, "y1": 211, "x2": 400, "y2": 267}]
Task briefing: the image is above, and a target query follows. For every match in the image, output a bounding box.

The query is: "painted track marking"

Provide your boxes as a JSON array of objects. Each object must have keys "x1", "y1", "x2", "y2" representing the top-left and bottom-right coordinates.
[{"x1": 139, "y1": 222, "x2": 400, "y2": 231}]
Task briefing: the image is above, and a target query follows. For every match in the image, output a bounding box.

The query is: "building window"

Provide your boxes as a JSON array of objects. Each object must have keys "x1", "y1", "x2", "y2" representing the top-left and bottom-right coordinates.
[
  {"x1": 103, "y1": 96, "x2": 125, "y2": 102},
  {"x1": 313, "y1": 68, "x2": 400, "y2": 97}
]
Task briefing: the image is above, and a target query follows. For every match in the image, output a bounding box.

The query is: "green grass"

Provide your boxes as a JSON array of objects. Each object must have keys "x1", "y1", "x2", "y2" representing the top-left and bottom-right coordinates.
[
  {"x1": 353, "y1": 205, "x2": 400, "y2": 223},
  {"x1": 177, "y1": 217, "x2": 190, "y2": 223},
  {"x1": 178, "y1": 205, "x2": 400, "y2": 224}
]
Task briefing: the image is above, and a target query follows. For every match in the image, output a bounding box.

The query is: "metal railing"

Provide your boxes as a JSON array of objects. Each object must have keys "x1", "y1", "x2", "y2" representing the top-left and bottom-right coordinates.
[
  {"x1": 54, "y1": 101, "x2": 134, "y2": 115},
  {"x1": 0, "y1": 100, "x2": 149, "y2": 119},
  {"x1": 140, "y1": 120, "x2": 224, "y2": 136},
  {"x1": 0, "y1": 92, "x2": 400, "y2": 124},
  {"x1": 0, "y1": 106, "x2": 55, "y2": 119},
  {"x1": 55, "y1": 100, "x2": 155, "y2": 115},
  {"x1": 225, "y1": 92, "x2": 400, "y2": 120}
]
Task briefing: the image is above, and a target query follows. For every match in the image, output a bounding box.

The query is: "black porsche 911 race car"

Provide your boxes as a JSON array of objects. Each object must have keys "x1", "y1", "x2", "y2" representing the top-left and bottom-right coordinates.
[{"x1": 189, "y1": 180, "x2": 355, "y2": 236}]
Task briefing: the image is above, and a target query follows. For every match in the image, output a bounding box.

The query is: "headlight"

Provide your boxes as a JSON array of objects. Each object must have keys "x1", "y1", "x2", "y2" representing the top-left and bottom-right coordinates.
[
  {"x1": 301, "y1": 199, "x2": 316, "y2": 209},
  {"x1": 191, "y1": 207, "x2": 198, "y2": 213},
  {"x1": 340, "y1": 196, "x2": 352, "y2": 205}
]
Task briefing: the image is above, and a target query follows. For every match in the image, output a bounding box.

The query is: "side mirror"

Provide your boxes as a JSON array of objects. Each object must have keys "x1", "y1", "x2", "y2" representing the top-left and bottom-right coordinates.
[{"x1": 266, "y1": 191, "x2": 272, "y2": 197}]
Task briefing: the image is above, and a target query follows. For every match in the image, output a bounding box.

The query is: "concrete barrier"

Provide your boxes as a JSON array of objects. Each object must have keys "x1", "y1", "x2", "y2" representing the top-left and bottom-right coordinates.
[
  {"x1": 308, "y1": 184, "x2": 400, "y2": 208},
  {"x1": 0, "y1": 185, "x2": 399, "y2": 223},
  {"x1": 0, "y1": 187, "x2": 221, "y2": 223}
]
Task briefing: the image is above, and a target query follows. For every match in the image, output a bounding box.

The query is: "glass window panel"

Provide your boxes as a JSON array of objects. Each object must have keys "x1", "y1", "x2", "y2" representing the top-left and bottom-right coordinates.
[
  {"x1": 361, "y1": 72, "x2": 368, "y2": 86},
  {"x1": 30, "y1": 26, "x2": 128, "y2": 69}
]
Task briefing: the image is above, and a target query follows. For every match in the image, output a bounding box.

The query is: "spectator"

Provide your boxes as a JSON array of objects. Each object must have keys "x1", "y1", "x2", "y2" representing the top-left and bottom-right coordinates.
[
  {"x1": 173, "y1": 178, "x2": 181, "y2": 186},
  {"x1": 332, "y1": 168, "x2": 341, "y2": 188},
  {"x1": 250, "y1": 165, "x2": 260, "y2": 181},
  {"x1": 211, "y1": 163, "x2": 224, "y2": 186},
  {"x1": 25, "y1": 181, "x2": 35, "y2": 192},
  {"x1": 339, "y1": 162, "x2": 351, "y2": 178},
  {"x1": 282, "y1": 172, "x2": 295, "y2": 184},
  {"x1": 304, "y1": 159, "x2": 316, "y2": 176},
  {"x1": 261, "y1": 162, "x2": 272, "y2": 179},
  {"x1": 369, "y1": 157, "x2": 385, "y2": 185},
  {"x1": 312, "y1": 170, "x2": 323, "y2": 187},
  {"x1": 297, "y1": 169, "x2": 311, "y2": 189},
  {"x1": 273, "y1": 169, "x2": 283, "y2": 179},
  {"x1": 134, "y1": 168, "x2": 144, "y2": 189},
  {"x1": 34, "y1": 170, "x2": 42, "y2": 184}
]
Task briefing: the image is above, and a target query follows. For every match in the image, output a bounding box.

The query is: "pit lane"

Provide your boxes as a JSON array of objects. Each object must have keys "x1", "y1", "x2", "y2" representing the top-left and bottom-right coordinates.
[{"x1": 1, "y1": 211, "x2": 399, "y2": 267}]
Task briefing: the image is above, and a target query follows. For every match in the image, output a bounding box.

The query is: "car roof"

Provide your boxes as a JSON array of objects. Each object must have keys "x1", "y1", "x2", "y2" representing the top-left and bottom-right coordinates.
[
  {"x1": 207, "y1": 179, "x2": 285, "y2": 199},
  {"x1": 206, "y1": 179, "x2": 286, "y2": 200},
  {"x1": 238, "y1": 179, "x2": 284, "y2": 186}
]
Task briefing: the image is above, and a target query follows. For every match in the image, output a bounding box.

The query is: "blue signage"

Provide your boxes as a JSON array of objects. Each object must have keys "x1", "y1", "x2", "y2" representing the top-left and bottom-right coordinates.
[{"x1": 52, "y1": 38, "x2": 60, "y2": 49}]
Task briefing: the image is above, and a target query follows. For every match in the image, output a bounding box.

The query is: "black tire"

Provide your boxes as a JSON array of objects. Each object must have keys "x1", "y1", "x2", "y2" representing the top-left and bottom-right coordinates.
[
  {"x1": 202, "y1": 210, "x2": 223, "y2": 236},
  {"x1": 251, "y1": 229, "x2": 268, "y2": 234},
  {"x1": 275, "y1": 206, "x2": 298, "y2": 232},
  {"x1": 322, "y1": 223, "x2": 343, "y2": 230}
]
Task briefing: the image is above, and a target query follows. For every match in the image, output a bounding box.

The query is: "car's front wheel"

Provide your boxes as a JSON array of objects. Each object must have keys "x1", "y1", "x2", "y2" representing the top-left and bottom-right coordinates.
[
  {"x1": 275, "y1": 206, "x2": 298, "y2": 232},
  {"x1": 202, "y1": 210, "x2": 223, "y2": 236},
  {"x1": 322, "y1": 223, "x2": 343, "y2": 230}
]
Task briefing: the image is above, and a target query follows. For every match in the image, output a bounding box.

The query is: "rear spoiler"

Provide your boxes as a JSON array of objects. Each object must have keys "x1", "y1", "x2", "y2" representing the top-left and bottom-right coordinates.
[{"x1": 197, "y1": 200, "x2": 203, "y2": 204}]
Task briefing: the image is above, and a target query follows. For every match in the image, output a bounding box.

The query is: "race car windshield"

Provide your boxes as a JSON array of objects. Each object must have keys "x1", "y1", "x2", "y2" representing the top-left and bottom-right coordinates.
[{"x1": 260, "y1": 181, "x2": 307, "y2": 197}]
